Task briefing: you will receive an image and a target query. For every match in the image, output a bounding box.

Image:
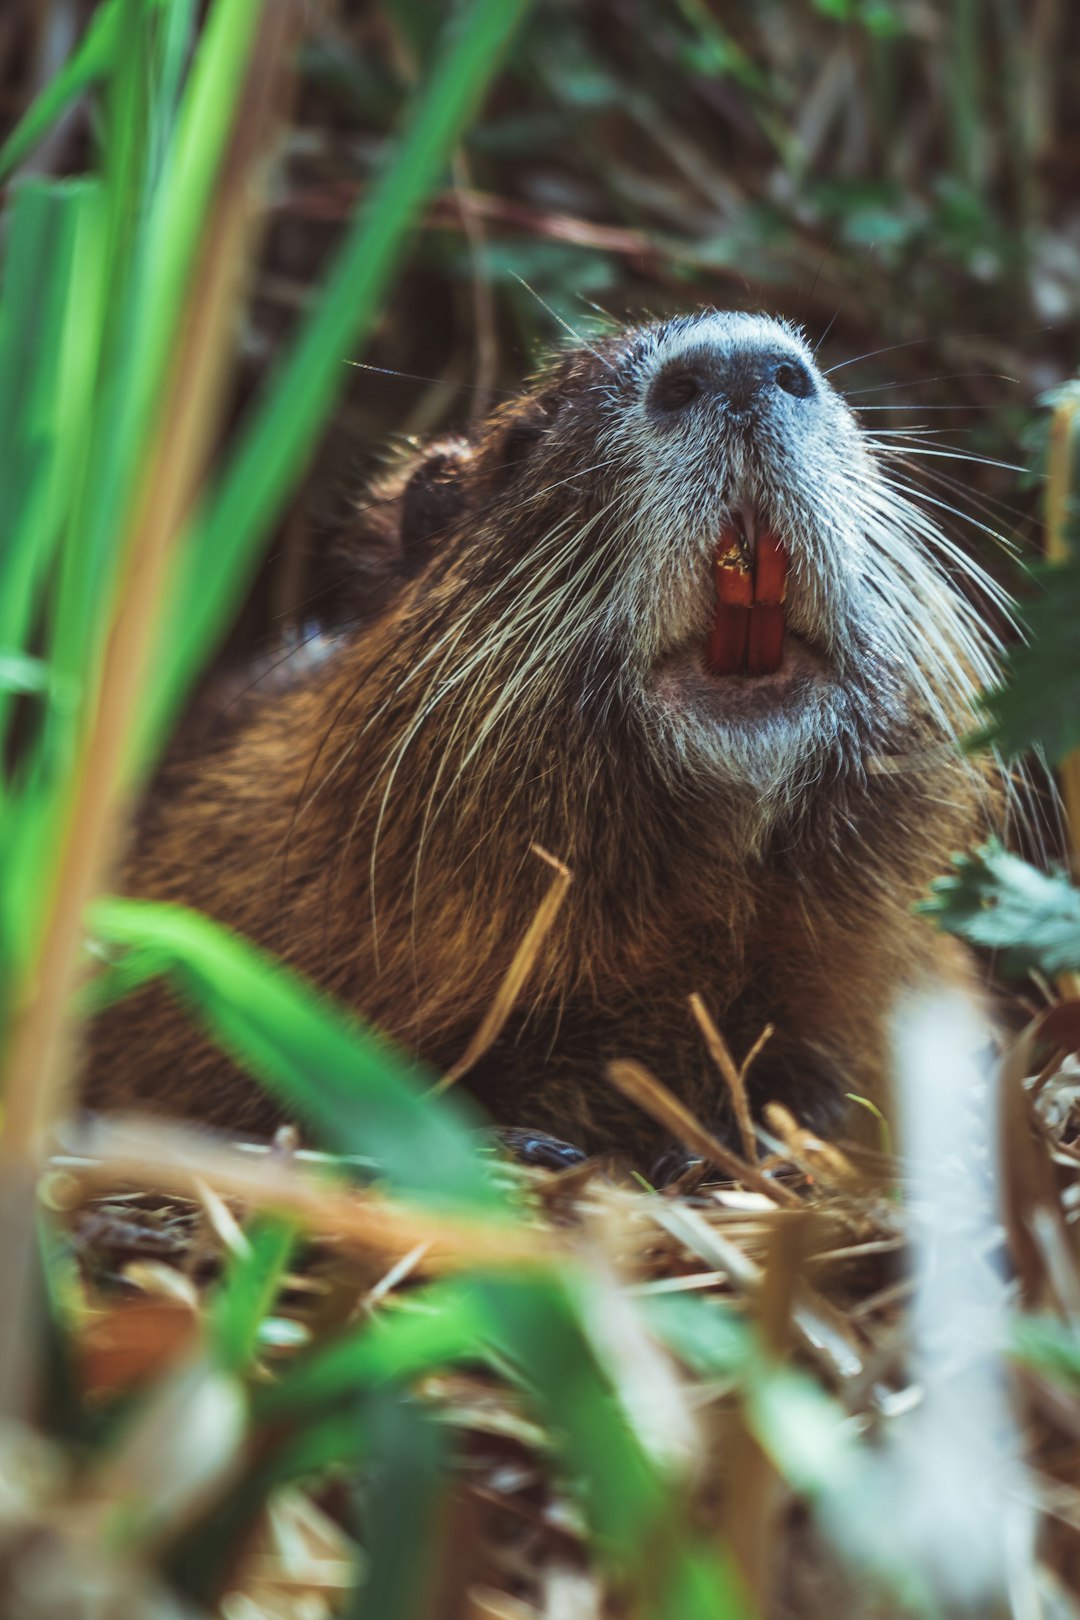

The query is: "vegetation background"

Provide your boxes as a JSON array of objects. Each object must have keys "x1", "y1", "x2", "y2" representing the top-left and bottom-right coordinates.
[
  {"x1": 2, "y1": 2, "x2": 1080, "y2": 1618},
  {"x1": 140, "y1": 0, "x2": 1080, "y2": 657}
]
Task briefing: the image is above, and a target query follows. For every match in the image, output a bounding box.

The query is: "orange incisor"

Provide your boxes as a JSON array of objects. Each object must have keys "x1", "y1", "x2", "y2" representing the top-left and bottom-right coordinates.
[{"x1": 707, "y1": 529, "x2": 787, "y2": 677}]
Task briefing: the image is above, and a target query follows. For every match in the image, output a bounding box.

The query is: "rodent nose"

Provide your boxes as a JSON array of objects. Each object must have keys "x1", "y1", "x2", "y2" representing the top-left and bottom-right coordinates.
[{"x1": 647, "y1": 347, "x2": 817, "y2": 418}]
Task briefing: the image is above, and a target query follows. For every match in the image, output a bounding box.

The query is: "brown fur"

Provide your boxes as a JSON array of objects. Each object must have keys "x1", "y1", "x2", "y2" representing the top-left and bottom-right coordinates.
[{"x1": 85, "y1": 317, "x2": 993, "y2": 1166}]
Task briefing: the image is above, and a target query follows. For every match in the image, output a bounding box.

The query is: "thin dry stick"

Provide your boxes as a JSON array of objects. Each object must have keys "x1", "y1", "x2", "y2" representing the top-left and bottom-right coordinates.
[
  {"x1": 688, "y1": 992, "x2": 758, "y2": 1162},
  {"x1": 52, "y1": 1116, "x2": 556, "y2": 1271},
  {"x1": 606, "y1": 1058, "x2": 802, "y2": 1208},
  {"x1": 738, "y1": 1021, "x2": 774, "y2": 1087},
  {"x1": 434, "y1": 846, "x2": 572, "y2": 1092}
]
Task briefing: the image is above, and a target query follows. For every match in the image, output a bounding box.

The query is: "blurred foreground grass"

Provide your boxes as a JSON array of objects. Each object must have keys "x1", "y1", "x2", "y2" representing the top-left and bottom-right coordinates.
[{"x1": 3, "y1": 2, "x2": 1080, "y2": 1617}]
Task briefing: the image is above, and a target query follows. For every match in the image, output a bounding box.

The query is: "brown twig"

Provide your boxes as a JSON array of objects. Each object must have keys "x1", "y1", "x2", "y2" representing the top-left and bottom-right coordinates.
[
  {"x1": 605, "y1": 1057, "x2": 803, "y2": 1208},
  {"x1": 434, "y1": 847, "x2": 572, "y2": 1092},
  {"x1": 688, "y1": 992, "x2": 759, "y2": 1162}
]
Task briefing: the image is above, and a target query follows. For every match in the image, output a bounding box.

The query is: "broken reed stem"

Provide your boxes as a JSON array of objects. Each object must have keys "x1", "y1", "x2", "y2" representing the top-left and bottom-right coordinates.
[
  {"x1": 687, "y1": 992, "x2": 759, "y2": 1162},
  {"x1": 0, "y1": 7, "x2": 295, "y2": 1163},
  {"x1": 606, "y1": 1058, "x2": 802, "y2": 1208},
  {"x1": 49, "y1": 1116, "x2": 556, "y2": 1271},
  {"x1": 724, "y1": 1211, "x2": 809, "y2": 1610},
  {"x1": 763, "y1": 1101, "x2": 860, "y2": 1191},
  {"x1": 434, "y1": 846, "x2": 571, "y2": 1092}
]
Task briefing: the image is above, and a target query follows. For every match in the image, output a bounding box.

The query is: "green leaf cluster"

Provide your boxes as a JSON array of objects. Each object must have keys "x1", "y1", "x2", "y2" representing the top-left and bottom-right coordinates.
[{"x1": 922, "y1": 840, "x2": 1080, "y2": 977}]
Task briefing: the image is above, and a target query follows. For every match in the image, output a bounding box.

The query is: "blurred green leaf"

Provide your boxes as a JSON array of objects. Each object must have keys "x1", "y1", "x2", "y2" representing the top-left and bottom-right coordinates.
[
  {"x1": 744, "y1": 1361, "x2": 859, "y2": 1500},
  {"x1": 0, "y1": 0, "x2": 121, "y2": 182},
  {"x1": 45, "y1": 0, "x2": 263, "y2": 756},
  {"x1": 0, "y1": 654, "x2": 49, "y2": 697},
  {"x1": 814, "y1": 0, "x2": 905, "y2": 37},
  {"x1": 975, "y1": 556, "x2": 1080, "y2": 761},
  {"x1": 921, "y1": 839, "x2": 1080, "y2": 975},
  {"x1": 641, "y1": 1293, "x2": 750, "y2": 1378},
  {"x1": 346, "y1": 1394, "x2": 447, "y2": 1620},
  {"x1": 0, "y1": 180, "x2": 100, "y2": 752},
  {"x1": 481, "y1": 1276, "x2": 669, "y2": 1561},
  {"x1": 87, "y1": 897, "x2": 500, "y2": 1209},
  {"x1": 256, "y1": 1284, "x2": 495, "y2": 1421},
  {"x1": 1013, "y1": 1315, "x2": 1080, "y2": 1385},
  {"x1": 211, "y1": 1214, "x2": 298, "y2": 1376},
  {"x1": 673, "y1": 0, "x2": 763, "y2": 89},
  {"x1": 659, "y1": 1548, "x2": 753, "y2": 1620}
]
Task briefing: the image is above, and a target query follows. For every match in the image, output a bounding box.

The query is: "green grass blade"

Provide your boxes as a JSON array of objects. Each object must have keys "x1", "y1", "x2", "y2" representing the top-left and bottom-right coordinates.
[
  {"x1": 0, "y1": 178, "x2": 107, "y2": 959},
  {"x1": 2, "y1": 0, "x2": 279, "y2": 1000},
  {"x1": 0, "y1": 0, "x2": 121, "y2": 183},
  {"x1": 137, "y1": 0, "x2": 532, "y2": 762},
  {"x1": 660, "y1": 1548, "x2": 753, "y2": 1620},
  {"x1": 344, "y1": 1394, "x2": 447, "y2": 1620},
  {"x1": 1013, "y1": 1316, "x2": 1080, "y2": 1386},
  {"x1": 210, "y1": 1213, "x2": 298, "y2": 1376},
  {"x1": 641, "y1": 1292, "x2": 751, "y2": 1378},
  {"x1": 0, "y1": 182, "x2": 89, "y2": 668},
  {"x1": 87, "y1": 897, "x2": 501, "y2": 1210},
  {"x1": 479, "y1": 1276, "x2": 669, "y2": 1560},
  {"x1": 45, "y1": 0, "x2": 264, "y2": 752},
  {"x1": 256, "y1": 1284, "x2": 493, "y2": 1420}
]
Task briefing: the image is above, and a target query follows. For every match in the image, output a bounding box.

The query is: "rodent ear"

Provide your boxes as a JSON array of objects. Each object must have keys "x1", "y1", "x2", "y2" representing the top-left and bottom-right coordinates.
[
  {"x1": 400, "y1": 437, "x2": 474, "y2": 573},
  {"x1": 493, "y1": 392, "x2": 557, "y2": 475}
]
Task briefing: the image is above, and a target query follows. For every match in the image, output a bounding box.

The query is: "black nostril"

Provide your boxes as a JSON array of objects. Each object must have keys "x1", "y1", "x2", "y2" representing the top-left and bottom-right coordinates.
[
  {"x1": 647, "y1": 361, "x2": 705, "y2": 414},
  {"x1": 773, "y1": 358, "x2": 815, "y2": 399},
  {"x1": 647, "y1": 346, "x2": 817, "y2": 419}
]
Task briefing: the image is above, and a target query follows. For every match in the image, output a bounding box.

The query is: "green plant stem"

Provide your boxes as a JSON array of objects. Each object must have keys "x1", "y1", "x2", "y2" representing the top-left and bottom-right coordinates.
[
  {"x1": 0, "y1": 0, "x2": 290, "y2": 1166},
  {"x1": 138, "y1": 0, "x2": 532, "y2": 764}
]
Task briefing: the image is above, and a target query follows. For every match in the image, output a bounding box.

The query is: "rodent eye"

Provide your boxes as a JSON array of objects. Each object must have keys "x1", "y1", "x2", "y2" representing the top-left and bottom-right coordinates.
[
  {"x1": 773, "y1": 359, "x2": 815, "y2": 399},
  {"x1": 499, "y1": 417, "x2": 547, "y2": 471},
  {"x1": 647, "y1": 364, "x2": 703, "y2": 414},
  {"x1": 495, "y1": 396, "x2": 556, "y2": 473}
]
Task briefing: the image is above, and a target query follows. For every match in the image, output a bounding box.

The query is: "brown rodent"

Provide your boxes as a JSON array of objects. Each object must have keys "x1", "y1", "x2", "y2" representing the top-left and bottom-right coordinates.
[{"x1": 85, "y1": 310, "x2": 1003, "y2": 1169}]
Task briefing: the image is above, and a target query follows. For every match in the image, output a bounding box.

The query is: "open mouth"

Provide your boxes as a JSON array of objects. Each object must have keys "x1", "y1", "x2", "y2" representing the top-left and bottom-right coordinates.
[
  {"x1": 649, "y1": 504, "x2": 831, "y2": 730},
  {"x1": 707, "y1": 507, "x2": 787, "y2": 678}
]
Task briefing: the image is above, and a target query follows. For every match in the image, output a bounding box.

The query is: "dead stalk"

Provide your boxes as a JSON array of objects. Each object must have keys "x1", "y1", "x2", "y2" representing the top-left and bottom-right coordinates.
[
  {"x1": 606, "y1": 1057, "x2": 802, "y2": 1208},
  {"x1": 688, "y1": 992, "x2": 759, "y2": 1162},
  {"x1": 435, "y1": 846, "x2": 571, "y2": 1092}
]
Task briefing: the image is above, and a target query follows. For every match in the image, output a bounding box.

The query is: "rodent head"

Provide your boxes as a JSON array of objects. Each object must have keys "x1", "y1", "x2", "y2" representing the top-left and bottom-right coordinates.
[{"x1": 372, "y1": 309, "x2": 1003, "y2": 855}]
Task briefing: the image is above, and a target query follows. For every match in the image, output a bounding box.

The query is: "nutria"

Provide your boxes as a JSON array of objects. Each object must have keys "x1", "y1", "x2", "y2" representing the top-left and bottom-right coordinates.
[{"x1": 86, "y1": 310, "x2": 1005, "y2": 1168}]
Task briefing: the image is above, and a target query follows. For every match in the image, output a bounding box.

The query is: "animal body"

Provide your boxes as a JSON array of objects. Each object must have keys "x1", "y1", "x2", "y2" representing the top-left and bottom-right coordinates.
[{"x1": 86, "y1": 310, "x2": 1004, "y2": 1168}]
